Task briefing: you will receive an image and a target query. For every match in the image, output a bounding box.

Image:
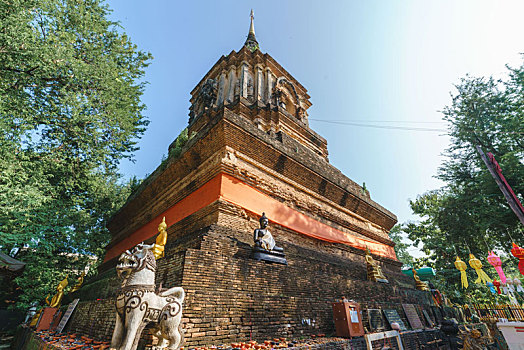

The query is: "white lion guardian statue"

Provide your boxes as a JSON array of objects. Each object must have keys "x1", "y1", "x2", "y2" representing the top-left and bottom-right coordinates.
[{"x1": 110, "y1": 242, "x2": 185, "y2": 350}]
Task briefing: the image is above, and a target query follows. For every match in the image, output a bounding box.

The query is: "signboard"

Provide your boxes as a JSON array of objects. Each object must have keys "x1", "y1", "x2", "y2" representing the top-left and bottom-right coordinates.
[
  {"x1": 350, "y1": 310, "x2": 359, "y2": 323},
  {"x1": 402, "y1": 304, "x2": 424, "y2": 329},
  {"x1": 367, "y1": 309, "x2": 386, "y2": 331},
  {"x1": 56, "y1": 299, "x2": 79, "y2": 333},
  {"x1": 383, "y1": 309, "x2": 407, "y2": 331},
  {"x1": 422, "y1": 309, "x2": 434, "y2": 328},
  {"x1": 431, "y1": 306, "x2": 443, "y2": 324}
]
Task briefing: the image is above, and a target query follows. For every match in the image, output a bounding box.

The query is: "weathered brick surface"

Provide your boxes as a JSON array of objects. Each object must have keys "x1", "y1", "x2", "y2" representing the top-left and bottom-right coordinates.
[
  {"x1": 107, "y1": 109, "x2": 397, "y2": 256},
  {"x1": 68, "y1": 218, "x2": 434, "y2": 347}
]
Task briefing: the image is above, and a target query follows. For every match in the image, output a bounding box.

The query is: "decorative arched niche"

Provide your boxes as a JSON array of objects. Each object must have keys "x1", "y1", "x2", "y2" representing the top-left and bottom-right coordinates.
[{"x1": 273, "y1": 77, "x2": 307, "y2": 121}]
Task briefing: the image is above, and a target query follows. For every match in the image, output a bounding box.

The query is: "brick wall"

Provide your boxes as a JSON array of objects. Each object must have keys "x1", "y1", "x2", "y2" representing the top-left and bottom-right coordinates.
[{"x1": 68, "y1": 217, "x2": 433, "y2": 347}]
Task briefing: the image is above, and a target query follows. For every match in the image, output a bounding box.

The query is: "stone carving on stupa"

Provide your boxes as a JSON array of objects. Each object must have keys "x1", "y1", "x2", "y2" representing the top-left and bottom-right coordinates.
[
  {"x1": 188, "y1": 78, "x2": 217, "y2": 124},
  {"x1": 365, "y1": 248, "x2": 388, "y2": 283},
  {"x1": 252, "y1": 212, "x2": 287, "y2": 265},
  {"x1": 184, "y1": 10, "x2": 323, "y2": 158},
  {"x1": 110, "y1": 218, "x2": 185, "y2": 350}
]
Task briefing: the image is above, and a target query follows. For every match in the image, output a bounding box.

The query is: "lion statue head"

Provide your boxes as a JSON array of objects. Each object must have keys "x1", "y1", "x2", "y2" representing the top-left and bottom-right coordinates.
[{"x1": 116, "y1": 243, "x2": 156, "y2": 280}]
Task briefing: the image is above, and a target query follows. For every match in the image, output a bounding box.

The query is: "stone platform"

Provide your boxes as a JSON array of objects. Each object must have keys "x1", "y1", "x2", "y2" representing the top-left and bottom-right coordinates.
[{"x1": 65, "y1": 221, "x2": 434, "y2": 347}]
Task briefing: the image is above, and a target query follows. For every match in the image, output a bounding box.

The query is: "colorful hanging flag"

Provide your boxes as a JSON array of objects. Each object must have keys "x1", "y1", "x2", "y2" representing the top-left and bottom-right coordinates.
[
  {"x1": 493, "y1": 280, "x2": 502, "y2": 294},
  {"x1": 487, "y1": 251, "x2": 507, "y2": 284},
  {"x1": 454, "y1": 256, "x2": 468, "y2": 289},
  {"x1": 511, "y1": 243, "x2": 524, "y2": 276},
  {"x1": 514, "y1": 278, "x2": 524, "y2": 294},
  {"x1": 507, "y1": 279, "x2": 516, "y2": 294},
  {"x1": 486, "y1": 281, "x2": 497, "y2": 294},
  {"x1": 468, "y1": 254, "x2": 492, "y2": 284}
]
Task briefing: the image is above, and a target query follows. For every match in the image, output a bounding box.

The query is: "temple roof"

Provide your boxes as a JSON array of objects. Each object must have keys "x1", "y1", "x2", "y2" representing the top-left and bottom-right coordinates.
[{"x1": 0, "y1": 251, "x2": 25, "y2": 275}]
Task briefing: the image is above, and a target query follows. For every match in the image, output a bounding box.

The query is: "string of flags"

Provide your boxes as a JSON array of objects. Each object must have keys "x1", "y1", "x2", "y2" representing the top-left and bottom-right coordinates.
[
  {"x1": 487, "y1": 251, "x2": 507, "y2": 283},
  {"x1": 468, "y1": 254, "x2": 492, "y2": 284},
  {"x1": 452, "y1": 242, "x2": 524, "y2": 300},
  {"x1": 511, "y1": 243, "x2": 524, "y2": 275},
  {"x1": 454, "y1": 256, "x2": 469, "y2": 289}
]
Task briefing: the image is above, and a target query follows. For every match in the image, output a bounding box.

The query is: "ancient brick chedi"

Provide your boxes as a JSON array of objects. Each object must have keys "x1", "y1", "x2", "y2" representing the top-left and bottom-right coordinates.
[{"x1": 68, "y1": 14, "x2": 432, "y2": 346}]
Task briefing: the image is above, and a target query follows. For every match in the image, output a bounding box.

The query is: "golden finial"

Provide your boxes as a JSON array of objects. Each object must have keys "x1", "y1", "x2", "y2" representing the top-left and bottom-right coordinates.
[
  {"x1": 249, "y1": 9, "x2": 255, "y2": 36},
  {"x1": 152, "y1": 217, "x2": 167, "y2": 259}
]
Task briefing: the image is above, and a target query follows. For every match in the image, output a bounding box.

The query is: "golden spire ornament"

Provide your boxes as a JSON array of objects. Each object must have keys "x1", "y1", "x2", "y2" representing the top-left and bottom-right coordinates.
[
  {"x1": 244, "y1": 9, "x2": 259, "y2": 52},
  {"x1": 152, "y1": 217, "x2": 168, "y2": 259},
  {"x1": 468, "y1": 254, "x2": 492, "y2": 285},
  {"x1": 454, "y1": 256, "x2": 469, "y2": 289}
]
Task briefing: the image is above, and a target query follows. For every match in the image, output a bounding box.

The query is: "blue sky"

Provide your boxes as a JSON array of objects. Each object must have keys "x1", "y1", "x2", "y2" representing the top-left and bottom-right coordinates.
[{"x1": 109, "y1": 1, "x2": 524, "y2": 235}]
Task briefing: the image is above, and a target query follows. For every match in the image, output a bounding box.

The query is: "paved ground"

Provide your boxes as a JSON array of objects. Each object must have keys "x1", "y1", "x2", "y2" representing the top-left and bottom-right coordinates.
[{"x1": 0, "y1": 333, "x2": 13, "y2": 349}]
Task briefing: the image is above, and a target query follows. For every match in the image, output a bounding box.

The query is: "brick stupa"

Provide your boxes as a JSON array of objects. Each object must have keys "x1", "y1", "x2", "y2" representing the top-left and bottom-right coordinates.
[{"x1": 68, "y1": 13, "x2": 432, "y2": 346}]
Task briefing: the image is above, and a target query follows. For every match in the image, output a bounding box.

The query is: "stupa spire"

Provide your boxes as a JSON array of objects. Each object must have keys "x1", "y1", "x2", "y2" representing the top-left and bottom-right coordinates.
[{"x1": 244, "y1": 9, "x2": 259, "y2": 52}]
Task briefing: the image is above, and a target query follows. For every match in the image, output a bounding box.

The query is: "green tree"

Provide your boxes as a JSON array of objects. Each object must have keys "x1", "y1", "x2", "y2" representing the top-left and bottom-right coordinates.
[
  {"x1": 389, "y1": 225, "x2": 414, "y2": 267},
  {"x1": 404, "y1": 62, "x2": 524, "y2": 303},
  {"x1": 0, "y1": 0, "x2": 151, "y2": 308}
]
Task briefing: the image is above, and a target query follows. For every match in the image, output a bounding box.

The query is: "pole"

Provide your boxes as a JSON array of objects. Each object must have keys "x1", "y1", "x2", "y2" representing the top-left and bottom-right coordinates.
[{"x1": 475, "y1": 145, "x2": 524, "y2": 226}]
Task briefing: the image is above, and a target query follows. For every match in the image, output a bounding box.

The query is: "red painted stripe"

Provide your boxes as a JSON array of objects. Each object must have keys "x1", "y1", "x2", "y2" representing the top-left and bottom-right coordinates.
[
  {"x1": 219, "y1": 173, "x2": 397, "y2": 260},
  {"x1": 104, "y1": 173, "x2": 398, "y2": 262},
  {"x1": 103, "y1": 174, "x2": 222, "y2": 262}
]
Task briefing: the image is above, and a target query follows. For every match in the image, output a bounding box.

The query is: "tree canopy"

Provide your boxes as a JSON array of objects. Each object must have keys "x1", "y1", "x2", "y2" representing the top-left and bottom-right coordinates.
[
  {"x1": 0, "y1": 0, "x2": 151, "y2": 308},
  {"x1": 401, "y1": 62, "x2": 524, "y2": 303}
]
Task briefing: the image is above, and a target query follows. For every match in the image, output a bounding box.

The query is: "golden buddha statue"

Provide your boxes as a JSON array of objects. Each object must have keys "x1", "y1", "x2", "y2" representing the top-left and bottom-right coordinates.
[
  {"x1": 29, "y1": 308, "x2": 43, "y2": 327},
  {"x1": 70, "y1": 272, "x2": 85, "y2": 293},
  {"x1": 365, "y1": 248, "x2": 388, "y2": 283},
  {"x1": 45, "y1": 276, "x2": 68, "y2": 308},
  {"x1": 152, "y1": 217, "x2": 167, "y2": 259},
  {"x1": 412, "y1": 268, "x2": 429, "y2": 291}
]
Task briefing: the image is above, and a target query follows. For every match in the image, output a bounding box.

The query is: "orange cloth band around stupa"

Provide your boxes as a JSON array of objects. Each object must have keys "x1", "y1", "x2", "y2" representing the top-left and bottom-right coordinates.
[{"x1": 104, "y1": 173, "x2": 397, "y2": 262}]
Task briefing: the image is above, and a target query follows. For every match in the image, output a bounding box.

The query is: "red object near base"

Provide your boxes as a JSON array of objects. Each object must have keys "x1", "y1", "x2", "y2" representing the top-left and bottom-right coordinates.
[
  {"x1": 332, "y1": 301, "x2": 365, "y2": 337},
  {"x1": 49, "y1": 310, "x2": 63, "y2": 331},
  {"x1": 36, "y1": 307, "x2": 58, "y2": 331}
]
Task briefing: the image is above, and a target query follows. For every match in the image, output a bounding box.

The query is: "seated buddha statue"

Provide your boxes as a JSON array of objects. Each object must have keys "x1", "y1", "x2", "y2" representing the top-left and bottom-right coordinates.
[
  {"x1": 365, "y1": 248, "x2": 388, "y2": 283},
  {"x1": 252, "y1": 213, "x2": 286, "y2": 265},
  {"x1": 152, "y1": 217, "x2": 168, "y2": 259},
  {"x1": 412, "y1": 268, "x2": 429, "y2": 291}
]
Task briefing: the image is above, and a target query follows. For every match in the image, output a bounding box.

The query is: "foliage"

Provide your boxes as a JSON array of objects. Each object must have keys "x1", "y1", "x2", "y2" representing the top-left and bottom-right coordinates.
[
  {"x1": 403, "y1": 62, "x2": 524, "y2": 304},
  {"x1": 0, "y1": 0, "x2": 151, "y2": 309},
  {"x1": 388, "y1": 225, "x2": 414, "y2": 267},
  {"x1": 168, "y1": 128, "x2": 188, "y2": 160}
]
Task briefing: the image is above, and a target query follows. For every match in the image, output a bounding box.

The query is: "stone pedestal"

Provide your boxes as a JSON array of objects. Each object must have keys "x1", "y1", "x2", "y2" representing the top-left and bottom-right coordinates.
[{"x1": 252, "y1": 246, "x2": 287, "y2": 265}]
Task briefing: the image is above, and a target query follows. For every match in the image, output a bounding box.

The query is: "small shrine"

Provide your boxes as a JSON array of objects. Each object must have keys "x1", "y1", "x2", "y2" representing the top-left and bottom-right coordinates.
[{"x1": 252, "y1": 213, "x2": 287, "y2": 265}]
